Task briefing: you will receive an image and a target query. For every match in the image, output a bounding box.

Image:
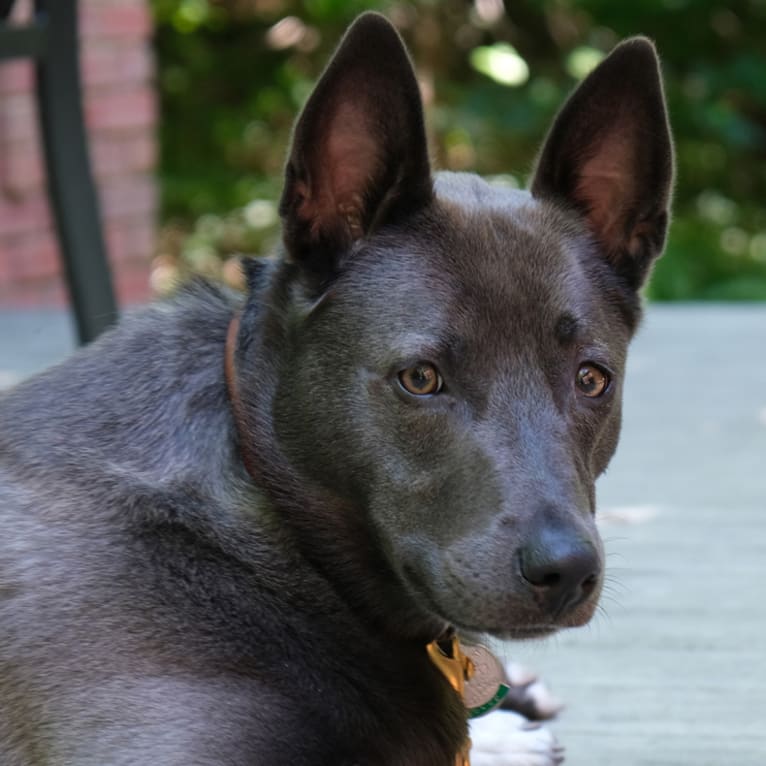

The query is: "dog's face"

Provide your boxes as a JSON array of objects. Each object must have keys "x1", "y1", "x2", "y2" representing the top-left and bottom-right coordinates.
[{"x1": 253, "y1": 14, "x2": 672, "y2": 640}]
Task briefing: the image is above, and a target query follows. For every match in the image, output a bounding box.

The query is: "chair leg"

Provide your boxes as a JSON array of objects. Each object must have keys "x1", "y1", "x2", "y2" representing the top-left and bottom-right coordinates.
[{"x1": 35, "y1": 0, "x2": 117, "y2": 344}]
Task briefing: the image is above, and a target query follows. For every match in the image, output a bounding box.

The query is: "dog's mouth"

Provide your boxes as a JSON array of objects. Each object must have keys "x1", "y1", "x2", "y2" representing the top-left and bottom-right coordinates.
[
  {"x1": 401, "y1": 561, "x2": 600, "y2": 642},
  {"x1": 441, "y1": 617, "x2": 564, "y2": 642},
  {"x1": 483, "y1": 624, "x2": 560, "y2": 641},
  {"x1": 443, "y1": 589, "x2": 601, "y2": 641}
]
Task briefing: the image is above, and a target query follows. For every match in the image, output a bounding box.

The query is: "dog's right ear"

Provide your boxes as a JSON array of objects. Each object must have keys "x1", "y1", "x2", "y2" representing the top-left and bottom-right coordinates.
[{"x1": 279, "y1": 13, "x2": 432, "y2": 278}]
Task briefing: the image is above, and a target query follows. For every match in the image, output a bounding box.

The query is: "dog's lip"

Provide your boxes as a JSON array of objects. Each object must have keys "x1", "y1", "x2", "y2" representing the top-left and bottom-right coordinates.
[
  {"x1": 448, "y1": 618, "x2": 561, "y2": 641},
  {"x1": 400, "y1": 565, "x2": 569, "y2": 640},
  {"x1": 415, "y1": 590, "x2": 562, "y2": 641},
  {"x1": 418, "y1": 587, "x2": 593, "y2": 641},
  {"x1": 400, "y1": 562, "x2": 596, "y2": 641},
  {"x1": 499, "y1": 625, "x2": 560, "y2": 640}
]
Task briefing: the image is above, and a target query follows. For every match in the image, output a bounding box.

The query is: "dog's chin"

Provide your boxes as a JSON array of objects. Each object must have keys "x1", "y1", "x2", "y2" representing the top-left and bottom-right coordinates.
[
  {"x1": 405, "y1": 593, "x2": 566, "y2": 644},
  {"x1": 495, "y1": 625, "x2": 560, "y2": 641},
  {"x1": 448, "y1": 619, "x2": 559, "y2": 642},
  {"x1": 414, "y1": 593, "x2": 600, "y2": 644},
  {"x1": 493, "y1": 599, "x2": 601, "y2": 641}
]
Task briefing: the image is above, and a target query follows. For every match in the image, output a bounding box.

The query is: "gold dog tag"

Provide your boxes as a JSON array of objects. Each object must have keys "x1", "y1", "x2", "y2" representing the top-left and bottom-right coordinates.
[
  {"x1": 461, "y1": 642, "x2": 510, "y2": 719},
  {"x1": 427, "y1": 637, "x2": 511, "y2": 766},
  {"x1": 426, "y1": 637, "x2": 467, "y2": 696}
]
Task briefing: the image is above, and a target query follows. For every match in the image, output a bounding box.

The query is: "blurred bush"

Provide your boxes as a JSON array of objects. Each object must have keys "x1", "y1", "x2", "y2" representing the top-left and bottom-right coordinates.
[{"x1": 150, "y1": 0, "x2": 766, "y2": 300}]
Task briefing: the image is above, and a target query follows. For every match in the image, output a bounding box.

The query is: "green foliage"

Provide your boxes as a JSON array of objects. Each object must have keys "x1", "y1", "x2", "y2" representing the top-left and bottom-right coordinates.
[{"x1": 150, "y1": 0, "x2": 766, "y2": 301}]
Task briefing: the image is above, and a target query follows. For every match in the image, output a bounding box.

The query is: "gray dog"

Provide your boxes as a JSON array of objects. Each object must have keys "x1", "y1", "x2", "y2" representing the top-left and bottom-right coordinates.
[{"x1": 0, "y1": 13, "x2": 672, "y2": 766}]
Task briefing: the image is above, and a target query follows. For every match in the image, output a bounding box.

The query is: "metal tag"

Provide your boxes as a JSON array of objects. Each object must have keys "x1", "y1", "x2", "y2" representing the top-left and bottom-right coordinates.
[
  {"x1": 461, "y1": 642, "x2": 510, "y2": 719},
  {"x1": 427, "y1": 637, "x2": 510, "y2": 720}
]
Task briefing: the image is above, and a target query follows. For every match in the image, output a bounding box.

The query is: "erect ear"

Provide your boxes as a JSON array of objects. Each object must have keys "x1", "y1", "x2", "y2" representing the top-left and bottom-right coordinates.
[
  {"x1": 531, "y1": 38, "x2": 674, "y2": 290},
  {"x1": 278, "y1": 12, "x2": 432, "y2": 275}
]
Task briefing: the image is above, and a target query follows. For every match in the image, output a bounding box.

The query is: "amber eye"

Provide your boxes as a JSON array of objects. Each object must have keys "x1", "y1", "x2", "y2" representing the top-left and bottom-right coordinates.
[
  {"x1": 576, "y1": 364, "x2": 609, "y2": 398},
  {"x1": 398, "y1": 363, "x2": 443, "y2": 396}
]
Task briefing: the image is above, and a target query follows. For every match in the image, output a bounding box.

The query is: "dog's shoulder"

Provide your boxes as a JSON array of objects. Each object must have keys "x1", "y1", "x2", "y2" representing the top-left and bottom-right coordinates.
[{"x1": 0, "y1": 280, "x2": 241, "y2": 487}]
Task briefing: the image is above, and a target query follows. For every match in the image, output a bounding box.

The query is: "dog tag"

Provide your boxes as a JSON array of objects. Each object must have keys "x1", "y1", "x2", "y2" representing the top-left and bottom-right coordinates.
[
  {"x1": 427, "y1": 638, "x2": 510, "y2": 719},
  {"x1": 426, "y1": 637, "x2": 466, "y2": 696},
  {"x1": 460, "y1": 642, "x2": 510, "y2": 719},
  {"x1": 427, "y1": 637, "x2": 510, "y2": 766}
]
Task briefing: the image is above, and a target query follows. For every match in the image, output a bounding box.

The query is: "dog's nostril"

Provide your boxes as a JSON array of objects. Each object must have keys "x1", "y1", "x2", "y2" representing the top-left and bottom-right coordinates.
[
  {"x1": 539, "y1": 572, "x2": 561, "y2": 588},
  {"x1": 522, "y1": 553, "x2": 599, "y2": 589},
  {"x1": 520, "y1": 541, "x2": 600, "y2": 615}
]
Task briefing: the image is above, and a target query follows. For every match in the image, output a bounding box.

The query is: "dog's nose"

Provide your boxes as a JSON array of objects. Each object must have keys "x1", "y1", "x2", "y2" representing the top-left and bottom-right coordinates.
[{"x1": 520, "y1": 520, "x2": 601, "y2": 617}]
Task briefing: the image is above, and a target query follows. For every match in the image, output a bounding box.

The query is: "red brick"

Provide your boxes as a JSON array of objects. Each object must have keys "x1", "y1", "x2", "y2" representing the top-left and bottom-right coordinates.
[
  {"x1": 106, "y1": 215, "x2": 156, "y2": 264},
  {"x1": 43, "y1": 279, "x2": 69, "y2": 308},
  {"x1": 82, "y1": 43, "x2": 154, "y2": 90},
  {"x1": 99, "y1": 175, "x2": 157, "y2": 219},
  {"x1": 0, "y1": 0, "x2": 156, "y2": 308},
  {"x1": 0, "y1": 62, "x2": 34, "y2": 96},
  {"x1": 91, "y1": 131, "x2": 157, "y2": 179},
  {"x1": 1, "y1": 139, "x2": 44, "y2": 194},
  {"x1": 0, "y1": 93, "x2": 38, "y2": 143},
  {"x1": 4, "y1": 230, "x2": 60, "y2": 281},
  {"x1": 0, "y1": 194, "x2": 52, "y2": 237},
  {"x1": 85, "y1": 87, "x2": 156, "y2": 132},
  {"x1": 0, "y1": 278, "x2": 68, "y2": 308},
  {"x1": 81, "y1": 4, "x2": 152, "y2": 42},
  {"x1": 113, "y1": 258, "x2": 153, "y2": 305},
  {"x1": 0, "y1": 243, "x2": 11, "y2": 286}
]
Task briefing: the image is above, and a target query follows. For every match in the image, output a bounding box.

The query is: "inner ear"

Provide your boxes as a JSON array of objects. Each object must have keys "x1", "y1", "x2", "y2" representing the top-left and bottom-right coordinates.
[
  {"x1": 292, "y1": 97, "x2": 387, "y2": 243},
  {"x1": 279, "y1": 13, "x2": 432, "y2": 273},
  {"x1": 575, "y1": 116, "x2": 653, "y2": 257},
  {"x1": 531, "y1": 38, "x2": 673, "y2": 289}
]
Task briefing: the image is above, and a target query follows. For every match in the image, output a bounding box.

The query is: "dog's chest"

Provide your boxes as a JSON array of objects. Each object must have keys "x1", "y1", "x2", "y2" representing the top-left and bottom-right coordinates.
[{"x1": 273, "y1": 642, "x2": 467, "y2": 766}]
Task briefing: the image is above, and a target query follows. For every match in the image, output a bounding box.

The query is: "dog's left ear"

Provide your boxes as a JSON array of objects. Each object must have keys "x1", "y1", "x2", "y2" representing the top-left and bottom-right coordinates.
[
  {"x1": 279, "y1": 12, "x2": 432, "y2": 275},
  {"x1": 531, "y1": 38, "x2": 673, "y2": 289}
]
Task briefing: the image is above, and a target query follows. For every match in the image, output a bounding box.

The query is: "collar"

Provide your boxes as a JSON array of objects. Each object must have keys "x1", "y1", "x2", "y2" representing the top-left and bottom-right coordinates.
[{"x1": 224, "y1": 311, "x2": 260, "y2": 481}]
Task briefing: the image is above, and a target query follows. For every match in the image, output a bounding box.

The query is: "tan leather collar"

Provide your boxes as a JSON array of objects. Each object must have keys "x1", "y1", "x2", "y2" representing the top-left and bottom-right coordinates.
[{"x1": 224, "y1": 311, "x2": 260, "y2": 481}]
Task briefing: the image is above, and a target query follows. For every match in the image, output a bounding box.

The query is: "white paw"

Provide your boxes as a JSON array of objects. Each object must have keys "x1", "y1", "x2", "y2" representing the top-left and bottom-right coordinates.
[
  {"x1": 469, "y1": 710, "x2": 565, "y2": 766},
  {"x1": 505, "y1": 662, "x2": 538, "y2": 687},
  {"x1": 503, "y1": 662, "x2": 565, "y2": 720}
]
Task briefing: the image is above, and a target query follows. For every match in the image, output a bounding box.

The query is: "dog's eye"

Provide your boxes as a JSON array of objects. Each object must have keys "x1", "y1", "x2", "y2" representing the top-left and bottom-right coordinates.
[
  {"x1": 398, "y1": 363, "x2": 443, "y2": 396},
  {"x1": 576, "y1": 364, "x2": 609, "y2": 398}
]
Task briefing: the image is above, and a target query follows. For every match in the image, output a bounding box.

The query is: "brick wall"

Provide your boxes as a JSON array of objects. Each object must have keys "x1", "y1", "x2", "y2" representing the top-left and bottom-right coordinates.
[{"x1": 0, "y1": 0, "x2": 157, "y2": 307}]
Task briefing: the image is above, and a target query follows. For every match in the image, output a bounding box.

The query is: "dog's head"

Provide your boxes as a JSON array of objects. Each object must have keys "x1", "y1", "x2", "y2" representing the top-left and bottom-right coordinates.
[{"x1": 238, "y1": 13, "x2": 673, "y2": 641}]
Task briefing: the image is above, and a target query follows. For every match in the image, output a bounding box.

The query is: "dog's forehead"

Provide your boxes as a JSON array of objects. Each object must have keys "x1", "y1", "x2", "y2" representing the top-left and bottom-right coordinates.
[
  {"x1": 429, "y1": 173, "x2": 597, "y2": 331},
  {"x1": 333, "y1": 172, "x2": 623, "y2": 356},
  {"x1": 434, "y1": 172, "x2": 580, "y2": 273}
]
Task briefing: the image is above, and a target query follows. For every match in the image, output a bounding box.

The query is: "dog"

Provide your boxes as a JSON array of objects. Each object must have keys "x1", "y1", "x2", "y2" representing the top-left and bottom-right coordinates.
[{"x1": 0, "y1": 12, "x2": 672, "y2": 766}]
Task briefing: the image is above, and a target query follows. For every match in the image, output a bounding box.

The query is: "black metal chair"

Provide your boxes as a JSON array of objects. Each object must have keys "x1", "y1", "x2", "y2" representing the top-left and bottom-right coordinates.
[{"x1": 1, "y1": 0, "x2": 117, "y2": 344}]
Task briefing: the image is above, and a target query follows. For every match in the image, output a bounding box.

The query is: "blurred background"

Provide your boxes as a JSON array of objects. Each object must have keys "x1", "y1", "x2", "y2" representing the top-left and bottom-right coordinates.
[
  {"x1": 153, "y1": 0, "x2": 766, "y2": 302},
  {"x1": 150, "y1": 0, "x2": 766, "y2": 303},
  {"x1": 1, "y1": 0, "x2": 766, "y2": 308}
]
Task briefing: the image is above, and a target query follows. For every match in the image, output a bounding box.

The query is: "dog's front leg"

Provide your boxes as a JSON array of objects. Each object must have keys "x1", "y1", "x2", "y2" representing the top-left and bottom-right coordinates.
[
  {"x1": 499, "y1": 662, "x2": 564, "y2": 722},
  {"x1": 468, "y1": 659, "x2": 565, "y2": 766},
  {"x1": 469, "y1": 710, "x2": 564, "y2": 766}
]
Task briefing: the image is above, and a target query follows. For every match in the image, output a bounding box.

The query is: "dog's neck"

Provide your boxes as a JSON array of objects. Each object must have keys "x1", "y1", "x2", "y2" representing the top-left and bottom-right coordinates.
[
  {"x1": 224, "y1": 307, "x2": 450, "y2": 644},
  {"x1": 226, "y1": 308, "x2": 478, "y2": 765}
]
